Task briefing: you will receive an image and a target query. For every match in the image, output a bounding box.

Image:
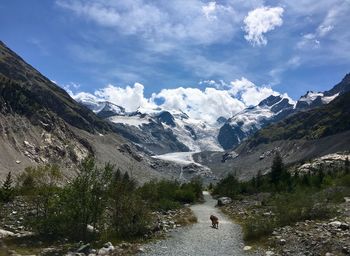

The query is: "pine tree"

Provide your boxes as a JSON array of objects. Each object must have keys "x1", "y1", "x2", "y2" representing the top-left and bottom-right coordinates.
[
  {"x1": 256, "y1": 170, "x2": 263, "y2": 189},
  {"x1": 345, "y1": 157, "x2": 350, "y2": 174},
  {"x1": 1, "y1": 172, "x2": 14, "y2": 202},
  {"x1": 270, "y1": 153, "x2": 284, "y2": 186}
]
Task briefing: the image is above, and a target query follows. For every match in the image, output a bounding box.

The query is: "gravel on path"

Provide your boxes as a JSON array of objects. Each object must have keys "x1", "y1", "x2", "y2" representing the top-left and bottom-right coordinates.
[{"x1": 140, "y1": 191, "x2": 251, "y2": 256}]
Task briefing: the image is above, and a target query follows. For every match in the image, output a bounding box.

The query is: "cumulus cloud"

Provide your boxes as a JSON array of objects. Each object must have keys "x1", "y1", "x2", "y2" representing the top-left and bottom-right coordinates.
[
  {"x1": 229, "y1": 77, "x2": 279, "y2": 106},
  {"x1": 152, "y1": 87, "x2": 245, "y2": 123},
  {"x1": 94, "y1": 83, "x2": 156, "y2": 111},
  {"x1": 244, "y1": 6, "x2": 284, "y2": 46},
  {"x1": 69, "y1": 77, "x2": 286, "y2": 124}
]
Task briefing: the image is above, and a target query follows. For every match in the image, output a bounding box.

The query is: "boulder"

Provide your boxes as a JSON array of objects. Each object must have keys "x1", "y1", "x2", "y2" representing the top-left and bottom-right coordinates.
[
  {"x1": 0, "y1": 229, "x2": 15, "y2": 238},
  {"x1": 217, "y1": 197, "x2": 232, "y2": 206}
]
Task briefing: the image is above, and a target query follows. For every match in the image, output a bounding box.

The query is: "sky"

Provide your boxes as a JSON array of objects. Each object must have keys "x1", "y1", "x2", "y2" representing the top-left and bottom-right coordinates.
[{"x1": 1, "y1": 0, "x2": 350, "y2": 123}]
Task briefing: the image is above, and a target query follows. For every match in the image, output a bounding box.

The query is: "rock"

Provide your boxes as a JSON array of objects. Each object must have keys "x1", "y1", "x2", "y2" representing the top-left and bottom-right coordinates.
[
  {"x1": 279, "y1": 239, "x2": 286, "y2": 245},
  {"x1": 243, "y1": 246, "x2": 252, "y2": 251},
  {"x1": 328, "y1": 221, "x2": 342, "y2": 228},
  {"x1": 103, "y1": 242, "x2": 113, "y2": 248},
  {"x1": 77, "y1": 243, "x2": 90, "y2": 254},
  {"x1": 0, "y1": 229, "x2": 15, "y2": 238},
  {"x1": 98, "y1": 242, "x2": 115, "y2": 255},
  {"x1": 342, "y1": 247, "x2": 350, "y2": 254},
  {"x1": 325, "y1": 253, "x2": 334, "y2": 256},
  {"x1": 266, "y1": 251, "x2": 274, "y2": 256},
  {"x1": 339, "y1": 223, "x2": 349, "y2": 230},
  {"x1": 137, "y1": 247, "x2": 146, "y2": 253},
  {"x1": 217, "y1": 197, "x2": 232, "y2": 206},
  {"x1": 86, "y1": 224, "x2": 98, "y2": 233}
]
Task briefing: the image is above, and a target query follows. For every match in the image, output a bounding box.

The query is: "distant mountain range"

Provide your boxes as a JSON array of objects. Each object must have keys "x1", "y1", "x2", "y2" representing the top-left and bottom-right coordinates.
[
  {"x1": 75, "y1": 93, "x2": 223, "y2": 154},
  {"x1": 0, "y1": 40, "x2": 349, "y2": 184},
  {"x1": 76, "y1": 73, "x2": 350, "y2": 154}
]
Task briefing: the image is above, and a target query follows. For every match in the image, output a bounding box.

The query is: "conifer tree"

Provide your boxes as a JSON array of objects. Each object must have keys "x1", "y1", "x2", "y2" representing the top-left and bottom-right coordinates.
[
  {"x1": 345, "y1": 157, "x2": 349, "y2": 174},
  {"x1": 270, "y1": 153, "x2": 284, "y2": 186},
  {"x1": 1, "y1": 172, "x2": 14, "y2": 202}
]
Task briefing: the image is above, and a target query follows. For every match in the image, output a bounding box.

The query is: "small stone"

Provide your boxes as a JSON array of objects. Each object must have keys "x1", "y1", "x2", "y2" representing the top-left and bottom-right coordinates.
[
  {"x1": 103, "y1": 242, "x2": 113, "y2": 248},
  {"x1": 279, "y1": 239, "x2": 286, "y2": 245},
  {"x1": 77, "y1": 243, "x2": 90, "y2": 254},
  {"x1": 15, "y1": 160, "x2": 21, "y2": 164},
  {"x1": 328, "y1": 221, "x2": 341, "y2": 228},
  {"x1": 137, "y1": 247, "x2": 146, "y2": 253},
  {"x1": 266, "y1": 251, "x2": 274, "y2": 256},
  {"x1": 243, "y1": 246, "x2": 252, "y2": 251}
]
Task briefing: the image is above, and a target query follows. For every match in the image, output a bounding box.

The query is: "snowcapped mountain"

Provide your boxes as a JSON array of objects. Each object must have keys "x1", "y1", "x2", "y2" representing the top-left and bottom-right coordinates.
[
  {"x1": 218, "y1": 73, "x2": 350, "y2": 150},
  {"x1": 74, "y1": 73, "x2": 350, "y2": 154},
  {"x1": 75, "y1": 97, "x2": 223, "y2": 154},
  {"x1": 295, "y1": 91, "x2": 338, "y2": 109},
  {"x1": 218, "y1": 95, "x2": 295, "y2": 150}
]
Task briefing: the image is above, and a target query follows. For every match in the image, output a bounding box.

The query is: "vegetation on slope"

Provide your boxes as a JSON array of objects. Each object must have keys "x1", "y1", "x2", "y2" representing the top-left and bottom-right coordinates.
[
  {"x1": 0, "y1": 158, "x2": 202, "y2": 243},
  {"x1": 213, "y1": 154, "x2": 350, "y2": 241},
  {"x1": 249, "y1": 92, "x2": 350, "y2": 147}
]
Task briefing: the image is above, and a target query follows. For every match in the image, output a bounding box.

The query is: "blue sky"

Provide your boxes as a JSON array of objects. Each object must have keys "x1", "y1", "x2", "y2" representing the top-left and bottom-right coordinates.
[{"x1": 1, "y1": 0, "x2": 350, "y2": 120}]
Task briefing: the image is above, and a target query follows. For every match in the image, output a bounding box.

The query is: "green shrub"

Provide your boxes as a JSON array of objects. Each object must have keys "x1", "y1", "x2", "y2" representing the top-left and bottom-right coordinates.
[
  {"x1": 138, "y1": 178, "x2": 202, "y2": 211},
  {"x1": 243, "y1": 216, "x2": 276, "y2": 241},
  {"x1": 174, "y1": 189, "x2": 195, "y2": 204}
]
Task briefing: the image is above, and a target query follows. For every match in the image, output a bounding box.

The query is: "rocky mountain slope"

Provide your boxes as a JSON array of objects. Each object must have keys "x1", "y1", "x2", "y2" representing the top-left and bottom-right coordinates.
[
  {"x1": 0, "y1": 41, "x2": 178, "y2": 182},
  {"x1": 218, "y1": 74, "x2": 350, "y2": 150}
]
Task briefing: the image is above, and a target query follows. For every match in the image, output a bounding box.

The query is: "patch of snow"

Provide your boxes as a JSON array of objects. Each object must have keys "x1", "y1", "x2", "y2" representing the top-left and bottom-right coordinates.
[
  {"x1": 108, "y1": 115, "x2": 150, "y2": 128},
  {"x1": 299, "y1": 91, "x2": 324, "y2": 105},
  {"x1": 168, "y1": 117, "x2": 223, "y2": 152},
  {"x1": 152, "y1": 152, "x2": 200, "y2": 165},
  {"x1": 322, "y1": 93, "x2": 339, "y2": 104}
]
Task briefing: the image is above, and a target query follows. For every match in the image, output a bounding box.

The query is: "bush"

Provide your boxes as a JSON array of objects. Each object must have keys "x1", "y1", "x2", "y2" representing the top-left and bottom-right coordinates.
[
  {"x1": 243, "y1": 216, "x2": 276, "y2": 241},
  {"x1": 138, "y1": 178, "x2": 203, "y2": 211},
  {"x1": 25, "y1": 159, "x2": 114, "y2": 241}
]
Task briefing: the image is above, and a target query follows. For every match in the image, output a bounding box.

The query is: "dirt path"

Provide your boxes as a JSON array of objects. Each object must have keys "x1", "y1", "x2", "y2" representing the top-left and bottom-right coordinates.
[{"x1": 140, "y1": 192, "x2": 250, "y2": 256}]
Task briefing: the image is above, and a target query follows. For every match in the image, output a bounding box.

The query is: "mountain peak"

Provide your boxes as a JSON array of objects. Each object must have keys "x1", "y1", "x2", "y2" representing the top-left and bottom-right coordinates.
[
  {"x1": 258, "y1": 95, "x2": 282, "y2": 107},
  {"x1": 323, "y1": 73, "x2": 350, "y2": 97}
]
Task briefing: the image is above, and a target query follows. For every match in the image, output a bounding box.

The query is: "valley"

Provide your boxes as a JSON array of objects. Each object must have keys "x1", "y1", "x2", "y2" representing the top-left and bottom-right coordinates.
[{"x1": 0, "y1": 35, "x2": 350, "y2": 256}]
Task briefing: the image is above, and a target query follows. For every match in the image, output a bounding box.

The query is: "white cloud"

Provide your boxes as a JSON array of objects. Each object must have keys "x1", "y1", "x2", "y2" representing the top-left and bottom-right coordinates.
[
  {"x1": 202, "y1": 2, "x2": 217, "y2": 21},
  {"x1": 230, "y1": 77, "x2": 278, "y2": 106},
  {"x1": 94, "y1": 83, "x2": 156, "y2": 111},
  {"x1": 56, "y1": 0, "x2": 240, "y2": 46},
  {"x1": 244, "y1": 6, "x2": 284, "y2": 46},
  {"x1": 69, "y1": 77, "x2": 287, "y2": 124},
  {"x1": 153, "y1": 87, "x2": 245, "y2": 123},
  {"x1": 297, "y1": 4, "x2": 346, "y2": 50}
]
